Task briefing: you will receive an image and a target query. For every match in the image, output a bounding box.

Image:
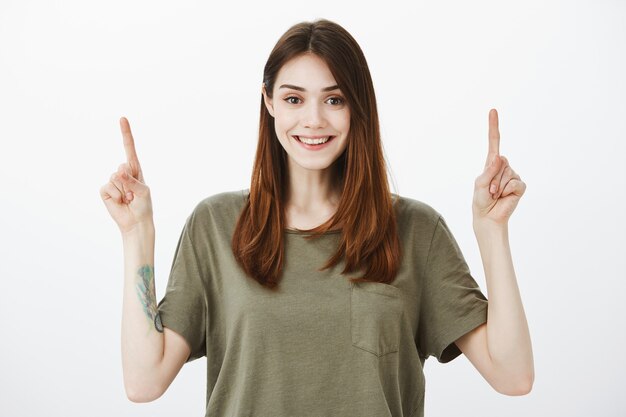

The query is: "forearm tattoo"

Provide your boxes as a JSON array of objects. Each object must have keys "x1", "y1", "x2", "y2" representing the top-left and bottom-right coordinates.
[{"x1": 134, "y1": 264, "x2": 164, "y2": 333}]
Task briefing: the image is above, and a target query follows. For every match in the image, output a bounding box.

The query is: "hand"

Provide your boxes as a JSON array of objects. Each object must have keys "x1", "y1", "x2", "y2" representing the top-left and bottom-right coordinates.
[
  {"x1": 472, "y1": 109, "x2": 526, "y2": 228},
  {"x1": 99, "y1": 117, "x2": 154, "y2": 235}
]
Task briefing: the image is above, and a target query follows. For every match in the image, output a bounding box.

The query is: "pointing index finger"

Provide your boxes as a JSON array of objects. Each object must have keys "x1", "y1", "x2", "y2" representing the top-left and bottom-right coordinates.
[
  {"x1": 119, "y1": 117, "x2": 142, "y2": 178},
  {"x1": 487, "y1": 108, "x2": 500, "y2": 166}
]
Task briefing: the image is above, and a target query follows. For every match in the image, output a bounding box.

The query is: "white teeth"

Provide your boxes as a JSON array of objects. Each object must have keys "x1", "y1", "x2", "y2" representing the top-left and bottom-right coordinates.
[{"x1": 297, "y1": 136, "x2": 332, "y2": 145}]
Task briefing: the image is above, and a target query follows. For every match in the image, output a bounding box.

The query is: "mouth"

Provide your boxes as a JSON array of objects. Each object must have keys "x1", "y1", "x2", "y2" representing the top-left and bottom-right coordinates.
[{"x1": 293, "y1": 135, "x2": 336, "y2": 146}]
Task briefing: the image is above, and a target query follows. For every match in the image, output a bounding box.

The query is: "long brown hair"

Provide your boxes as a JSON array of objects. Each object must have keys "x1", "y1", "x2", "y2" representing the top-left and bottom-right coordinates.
[{"x1": 231, "y1": 18, "x2": 401, "y2": 290}]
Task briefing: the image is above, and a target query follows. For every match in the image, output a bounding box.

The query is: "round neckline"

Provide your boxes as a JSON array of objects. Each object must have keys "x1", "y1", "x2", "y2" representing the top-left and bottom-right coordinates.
[
  {"x1": 284, "y1": 228, "x2": 342, "y2": 235},
  {"x1": 240, "y1": 189, "x2": 343, "y2": 236}
]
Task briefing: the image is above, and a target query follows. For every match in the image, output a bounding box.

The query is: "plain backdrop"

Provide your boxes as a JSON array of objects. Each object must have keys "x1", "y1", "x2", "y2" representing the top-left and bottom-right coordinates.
[{"x1": 1, "y1": 0, "x2": 624, "y2": 416}]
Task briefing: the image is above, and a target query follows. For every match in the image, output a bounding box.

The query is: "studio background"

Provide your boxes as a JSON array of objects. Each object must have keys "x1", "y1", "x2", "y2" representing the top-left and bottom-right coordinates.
[{"x1": 1, "y1": 0, "x2": 624, "y2": 416}]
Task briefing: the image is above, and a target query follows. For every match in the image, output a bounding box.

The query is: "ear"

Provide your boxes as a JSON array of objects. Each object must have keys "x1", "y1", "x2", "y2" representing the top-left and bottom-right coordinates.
[{"x1": 262, "y1": 83, "x2": 275, "y2": 118}]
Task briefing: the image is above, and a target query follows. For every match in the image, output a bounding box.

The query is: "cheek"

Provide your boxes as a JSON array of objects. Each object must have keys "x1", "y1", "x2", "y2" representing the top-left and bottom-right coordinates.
[
  {"x1": 273, "y1": 116, "x2": 287, "y2": 135},
  {"x1": 274, "y1": 109, "x2": 297, "y2": 132},
  {"x1": 335, "y1": 110, "x2": 350, "y2": 131}
]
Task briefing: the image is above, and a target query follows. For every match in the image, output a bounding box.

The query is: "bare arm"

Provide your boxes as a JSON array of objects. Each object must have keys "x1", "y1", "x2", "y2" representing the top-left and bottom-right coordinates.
[
  {"x1": 457, "y1": 109, "x2": 534, "y2": 395},
  {"x1": 456, "y1": 225, "x2": 534, "y2": 395},
  {"x1": 101, "y1": 117, "x2": 192, "y2": 402},
  {"x1": 121, "y1": 225, "x2": 191, "y2": 402}
]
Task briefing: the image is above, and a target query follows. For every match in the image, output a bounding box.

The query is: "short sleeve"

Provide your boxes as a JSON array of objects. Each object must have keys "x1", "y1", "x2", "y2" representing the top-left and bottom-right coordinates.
[
  {"x1": 417, "y1": 215, "x2": 488, "y2": 363},
  {"x1": 157, "y1": 212, "x2": 207, "y2": 363}
]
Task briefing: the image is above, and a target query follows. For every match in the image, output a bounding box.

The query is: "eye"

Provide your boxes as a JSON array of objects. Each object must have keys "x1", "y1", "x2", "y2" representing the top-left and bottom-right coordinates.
[
  {"x1": 327, "y1": 96, "x2": 344, "y2": 106},
  {"x1": 284, "y1": 96, "x2": 301, "y2": 105},
  {"x1": 283, "y1": 96, "x2": 345, "y2": 106}
]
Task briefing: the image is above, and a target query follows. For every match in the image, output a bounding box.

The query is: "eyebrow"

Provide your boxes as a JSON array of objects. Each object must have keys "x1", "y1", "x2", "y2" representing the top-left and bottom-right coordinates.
[{"x1": 278, "y1": 84, "x2": 340, "y2": 92}]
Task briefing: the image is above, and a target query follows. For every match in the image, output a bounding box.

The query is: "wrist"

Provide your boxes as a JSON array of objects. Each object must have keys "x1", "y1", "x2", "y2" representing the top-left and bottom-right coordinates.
[
  {"x1": 473, "y1": 218, "x2": 508, "y2": 237},
  {"x1": 122, "y1": 221, "x2": 155, "y2": 242}
]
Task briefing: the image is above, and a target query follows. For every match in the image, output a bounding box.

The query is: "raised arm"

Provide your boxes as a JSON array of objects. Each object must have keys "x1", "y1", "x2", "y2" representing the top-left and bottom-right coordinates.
[
  {"x1": 100, "y1": 117, "x2": 192, "y2": 402},
  {"x1": 455, "y1": 109, "x2": 534, "y2": 395},
  {"x1": 121, "y1": 228, "x2": 191, "y2": 402}
]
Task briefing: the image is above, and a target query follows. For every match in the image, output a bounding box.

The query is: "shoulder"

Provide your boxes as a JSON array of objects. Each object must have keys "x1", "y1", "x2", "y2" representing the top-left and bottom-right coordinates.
[
  {"x1": 392, "y1": 193, "x2": 442, "y2": 231},
  {"x1": 186, "y1": 188, "x2": 249, "y2": 230},
  {"x1": 195, "y1": 188, "x2": 249, "y2": 213}
]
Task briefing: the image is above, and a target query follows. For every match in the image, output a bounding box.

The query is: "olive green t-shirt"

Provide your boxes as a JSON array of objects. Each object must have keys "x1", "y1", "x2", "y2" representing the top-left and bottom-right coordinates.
[{"x1": 157, "y1": 189, "x2": 488, "y2": 417}]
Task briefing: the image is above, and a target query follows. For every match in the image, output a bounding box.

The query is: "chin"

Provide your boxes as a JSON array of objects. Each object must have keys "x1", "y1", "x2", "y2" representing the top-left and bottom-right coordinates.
[{"x1": 292, "y1": 159, "x2": 337, "y2": 171}]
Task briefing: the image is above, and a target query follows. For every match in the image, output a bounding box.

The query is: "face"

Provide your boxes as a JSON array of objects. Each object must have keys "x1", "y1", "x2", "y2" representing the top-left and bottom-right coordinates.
[{"x1": 262, "y1": 53, "x2": 350, "y2": 173}]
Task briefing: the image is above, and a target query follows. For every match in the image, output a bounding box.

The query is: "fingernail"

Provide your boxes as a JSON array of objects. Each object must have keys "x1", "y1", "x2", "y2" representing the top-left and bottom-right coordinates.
[{"x1": 490, "y1": 184, "x2": 496, "y2": 193}]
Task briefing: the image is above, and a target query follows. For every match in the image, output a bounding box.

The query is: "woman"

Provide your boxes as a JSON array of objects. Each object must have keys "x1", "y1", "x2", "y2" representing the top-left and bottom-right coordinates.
[{"x1": 100, "y1": 18, "x2": 534, "y2": 417}]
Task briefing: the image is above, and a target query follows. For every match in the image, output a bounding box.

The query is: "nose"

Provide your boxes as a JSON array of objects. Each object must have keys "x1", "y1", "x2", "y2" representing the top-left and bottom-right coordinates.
[{"x1": 303, "y1": 102, "x2": 325, "y2": 128}]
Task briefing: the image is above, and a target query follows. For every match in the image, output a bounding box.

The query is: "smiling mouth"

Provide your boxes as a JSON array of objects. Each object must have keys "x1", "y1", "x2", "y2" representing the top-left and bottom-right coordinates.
[{"x1": 293, "y1": 135, "x2": 335, "y2": 145}]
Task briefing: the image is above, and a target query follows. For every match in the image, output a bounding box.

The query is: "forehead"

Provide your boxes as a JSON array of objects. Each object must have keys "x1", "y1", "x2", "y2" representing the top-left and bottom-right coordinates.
[{"x1": 275, "y1": 54, "x2": 338, "y2": 90}]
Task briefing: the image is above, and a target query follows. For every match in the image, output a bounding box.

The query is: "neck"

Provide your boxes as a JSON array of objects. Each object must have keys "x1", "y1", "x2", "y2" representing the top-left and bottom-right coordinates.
[{"x1": 283, "y1": 160, "x2": 342, "y2": 228}]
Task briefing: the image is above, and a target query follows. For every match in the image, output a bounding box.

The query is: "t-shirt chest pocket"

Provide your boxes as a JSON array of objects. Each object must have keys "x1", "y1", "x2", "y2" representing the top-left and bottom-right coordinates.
[{"x1": 350, "y1": 281, "x2": 404, "y2": 357}]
